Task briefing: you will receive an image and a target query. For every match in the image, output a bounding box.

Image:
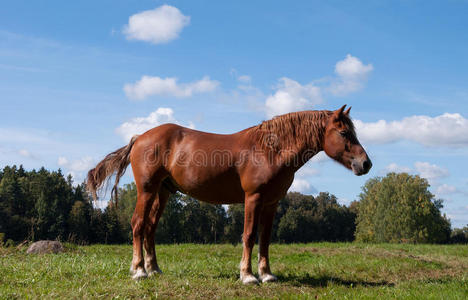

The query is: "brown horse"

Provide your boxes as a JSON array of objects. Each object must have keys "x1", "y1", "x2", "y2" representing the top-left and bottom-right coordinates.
[{"x1": 87, "y1": 105, "x2": 371, "y2": 284}]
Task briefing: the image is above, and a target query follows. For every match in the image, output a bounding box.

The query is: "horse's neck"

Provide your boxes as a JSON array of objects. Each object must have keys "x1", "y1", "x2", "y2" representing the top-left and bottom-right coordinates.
[
  {"x1": 251, "y1": 110, "x2": 328, "y2": 170},
  {"x1": 275, "y1": 116, "x2": 326, "y2": 170},
  {"x1": 277, "y1": 142, "x2": 323, "y2": 172}
]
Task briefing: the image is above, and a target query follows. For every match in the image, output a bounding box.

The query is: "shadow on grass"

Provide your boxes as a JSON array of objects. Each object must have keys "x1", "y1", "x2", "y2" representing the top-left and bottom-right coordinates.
[
  {"x1": 211, "y1": 272, "x2": 395, "y2": 287},
  {"x1": 277, "y1": 273, "x2": 395, "y2": 288}
]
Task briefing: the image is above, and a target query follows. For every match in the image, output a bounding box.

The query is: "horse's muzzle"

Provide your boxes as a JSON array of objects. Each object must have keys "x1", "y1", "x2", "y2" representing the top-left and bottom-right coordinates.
[{"x1": 351, "y1": 157, "x2": 372, "y2": 176}]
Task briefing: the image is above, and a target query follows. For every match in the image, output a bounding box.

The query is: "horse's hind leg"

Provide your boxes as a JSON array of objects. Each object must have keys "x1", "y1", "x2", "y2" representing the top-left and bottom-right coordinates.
[
  {"x1": 143, "y1": 186, "x2": 170, "y2": 276},
  {"x1": 130, "y1": 187, "x2": 157, "y2": 280}
]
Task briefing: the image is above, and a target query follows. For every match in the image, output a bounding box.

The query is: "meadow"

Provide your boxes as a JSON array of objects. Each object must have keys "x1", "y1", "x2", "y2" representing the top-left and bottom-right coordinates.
[{"x1": 1, "y1": 243, "x2": 467, "y2": 299}]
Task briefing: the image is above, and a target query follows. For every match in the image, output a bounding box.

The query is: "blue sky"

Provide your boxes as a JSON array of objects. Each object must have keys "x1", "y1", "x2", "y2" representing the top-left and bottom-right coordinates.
[{"x1": 1, "y1": 0, "x2": 467, "y2": 227}]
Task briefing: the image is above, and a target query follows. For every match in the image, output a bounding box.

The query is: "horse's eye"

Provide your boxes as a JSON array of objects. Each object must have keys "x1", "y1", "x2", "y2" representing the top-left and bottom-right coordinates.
[{"x1": 339, "y1": 131, "x2": 347, "y2": 137}]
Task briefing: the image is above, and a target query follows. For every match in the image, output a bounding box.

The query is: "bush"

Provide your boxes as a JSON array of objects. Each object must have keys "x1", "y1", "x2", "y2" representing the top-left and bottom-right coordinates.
[
  {"x1": 450, "y1": 226, "x2": 468, "y2": 244},
  {"x1": 355, "y1": 173, "x2": 451, "y2": 243}
]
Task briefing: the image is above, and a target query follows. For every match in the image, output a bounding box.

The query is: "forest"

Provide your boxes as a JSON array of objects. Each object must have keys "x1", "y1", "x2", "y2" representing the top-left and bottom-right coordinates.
[{"x1": 0, "y1": 165, "x2": 466, "y2": 245}]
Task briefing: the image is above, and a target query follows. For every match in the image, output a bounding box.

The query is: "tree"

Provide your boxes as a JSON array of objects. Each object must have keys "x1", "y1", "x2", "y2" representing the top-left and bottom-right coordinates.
[
  {"x1": 115, "y1": 183, "x2": 138, "y2": 242},
  {"x1": 68, "y1": 200, "x2": 91, "y2": 243},
  {"x1": 0, "y1": 166, "x2": 30, "y2": 241},
  {"x1": 450, "y1": 226, "x2": 468, "y2": 244},
  {"x1": 179, "y1": 195, "x2": 226, "y2": 243},
  {"x1": 156, "y1": 193, "x2": 183, "y2": 244},
  {"x1": 224, "y1": 204, "x2": 244, "y2": 244},
  {"x1": 276, "y1": 193, "x2": 317, "y2": 243},
  {"x1": 275, "y1": 192, "x2": 356, "y2": 243},
  {"x1": 2, "y1": 164, "x2": 459, "y2": 245},
  {"x1": 355, "y1": 173, "x2": 451, "y2": 243},
  {"x1": 89, "y1": 208, "x2": 107, "y2": 243},
  {"x1": 314, "y1": 192, "x2": 356, "y2": 242},
  {"x1": 201, "y1": 202, "x2": 226, "y2": 243},
  {"x1": 102, "y1": 206, "x2": 127, "y2": 244}
]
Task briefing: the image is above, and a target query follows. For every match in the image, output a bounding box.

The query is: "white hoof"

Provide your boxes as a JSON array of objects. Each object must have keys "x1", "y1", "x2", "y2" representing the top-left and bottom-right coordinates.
[
  {"x1": 132, "y1": 268, "x2": 148, "y2": 280},
  {"x1": 259, "y1": 273, "x2": 278, "y2": 283},
  {"x1": 241, "y1": 274, "x2": 259, "y2": 285}
]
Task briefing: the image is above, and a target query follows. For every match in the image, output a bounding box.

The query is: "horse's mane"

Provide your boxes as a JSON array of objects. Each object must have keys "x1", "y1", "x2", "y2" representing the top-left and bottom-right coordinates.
[
  {"x1": 247, "y1": 110, "x2": 329, "y2": 152},
  {"x1": 248, "y1": 110, "x2": 355, "y2": 152}
]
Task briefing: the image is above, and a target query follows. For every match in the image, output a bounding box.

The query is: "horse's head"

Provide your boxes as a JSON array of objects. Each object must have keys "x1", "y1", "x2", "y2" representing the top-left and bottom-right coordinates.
[{"x1": 323, "y1": 105, "x2": 372, "y2": 176}]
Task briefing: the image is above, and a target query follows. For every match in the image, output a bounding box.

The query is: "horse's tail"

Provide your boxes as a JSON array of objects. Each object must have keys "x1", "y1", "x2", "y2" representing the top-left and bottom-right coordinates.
[{"x1": 86, "y1": 135, "x2": 139, "y2": 205}]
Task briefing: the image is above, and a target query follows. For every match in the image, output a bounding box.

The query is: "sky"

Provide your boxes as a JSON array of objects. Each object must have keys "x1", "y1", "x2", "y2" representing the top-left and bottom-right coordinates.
[{"x1": 1, "y1": 0, "x2": 467, "y2": 227}]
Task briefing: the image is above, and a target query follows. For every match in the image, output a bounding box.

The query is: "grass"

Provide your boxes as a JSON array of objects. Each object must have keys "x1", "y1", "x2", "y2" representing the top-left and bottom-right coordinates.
[{"x1": 1, "y1": 243, "x2": 467, "y2": 299}]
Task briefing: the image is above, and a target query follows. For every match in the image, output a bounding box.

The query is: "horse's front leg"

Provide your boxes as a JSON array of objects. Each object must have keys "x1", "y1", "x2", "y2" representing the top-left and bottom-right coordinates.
[
  {"x1": 258, "y1": 202, "x2": 278, "y2": 283},
  {"x1": 240, "y1": 193, "x2": 261, "y2": 284}
]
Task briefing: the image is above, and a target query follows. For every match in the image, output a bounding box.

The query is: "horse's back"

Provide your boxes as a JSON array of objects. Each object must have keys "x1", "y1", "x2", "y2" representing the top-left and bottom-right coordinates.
[{"x1": 140, "y1": 123, "x2": 244, "y2": 145}]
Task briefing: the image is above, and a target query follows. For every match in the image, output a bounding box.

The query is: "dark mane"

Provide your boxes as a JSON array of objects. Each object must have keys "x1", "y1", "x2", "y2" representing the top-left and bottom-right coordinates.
[{"x1": 249, "y1": 110, "x2": 331, "y2": 152}]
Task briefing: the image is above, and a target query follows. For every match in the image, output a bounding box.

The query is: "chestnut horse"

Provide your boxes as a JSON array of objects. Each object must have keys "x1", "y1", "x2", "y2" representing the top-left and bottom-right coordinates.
[{"x1": 87, "y1": 105, "x2": 371, "y2": 284}]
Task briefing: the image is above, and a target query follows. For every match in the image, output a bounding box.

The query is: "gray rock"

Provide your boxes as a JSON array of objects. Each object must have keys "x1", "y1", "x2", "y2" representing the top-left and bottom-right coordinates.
[{"x1": 26, "y1": 240, "x2": 64, "y2": 254}]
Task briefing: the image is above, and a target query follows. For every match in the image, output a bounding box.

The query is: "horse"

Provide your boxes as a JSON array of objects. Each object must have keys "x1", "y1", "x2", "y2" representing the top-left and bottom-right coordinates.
[{"x1": 86, "y1": 105, "x2": 372, "y2": 284}]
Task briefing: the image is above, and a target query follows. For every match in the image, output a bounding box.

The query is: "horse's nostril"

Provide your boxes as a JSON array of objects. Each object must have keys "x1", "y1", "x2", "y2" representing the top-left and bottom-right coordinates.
[{"x1": 363, "y1": 160, "x2": 371, "y2": 170}]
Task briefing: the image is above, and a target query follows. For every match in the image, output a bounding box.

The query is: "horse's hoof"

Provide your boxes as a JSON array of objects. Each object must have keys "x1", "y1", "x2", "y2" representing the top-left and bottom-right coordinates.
[
  {"x1": 259, "y1": 273, "x2": 278, "y2": 283},
  {"x1": 147, "y1": 268, "x2": 163, "y2": 276},
  {"x1": 241, "y1": 274, "x2": 259, "y2": 285},
  {"x1": 132, "y1": 268, "x2": 148, "y2": 280}
]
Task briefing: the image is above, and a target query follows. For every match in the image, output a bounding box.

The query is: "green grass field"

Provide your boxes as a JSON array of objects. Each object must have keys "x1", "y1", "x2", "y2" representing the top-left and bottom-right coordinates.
[{"x1": 1, "y1": 243, "x2": 467, "y2": 299}]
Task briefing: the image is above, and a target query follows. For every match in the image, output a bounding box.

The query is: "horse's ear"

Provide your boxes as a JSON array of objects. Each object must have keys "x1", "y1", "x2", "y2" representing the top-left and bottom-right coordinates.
[
  {"x1": 334, "y1": 105, "x2": 347, "y2": 118},
  {"x1": 344, "y1": 106, "x2": 351, "y2": 116}
]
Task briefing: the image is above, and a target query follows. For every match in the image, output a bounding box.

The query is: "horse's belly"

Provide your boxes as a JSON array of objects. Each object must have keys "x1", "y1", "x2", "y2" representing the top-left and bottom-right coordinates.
[
  {"x1": 188, "y1": 187, "x2": 245, "y2": 204},
  {"x1": 170, "y1": 166, "x2": 245, "y2": 204}
]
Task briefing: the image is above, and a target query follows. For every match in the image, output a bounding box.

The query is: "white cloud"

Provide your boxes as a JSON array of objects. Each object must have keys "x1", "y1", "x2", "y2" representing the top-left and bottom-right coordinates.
[
  {"x1": 124, "y1": 75, "x2": 219, "y2": 100},
  {"x1": 18, "y1": 149, "x2": 37, "y2": 159},
  {"x1": 57, "y1": 156, "x2": 95, "y2": 184},
  {"x1": 338, "y1": 197, "x2": 352, "y2": 205},
  {"x1": 265, "y1": 77, "x2": 322, "y2": 118},
  {"x1": 355, "y1": 113, "x2": 468, "y2": 147},
  {"x1": 382, "y1": 162, "x2": 449, "y2": 185},
  {"x1": 0, "y1": 128, "x2": 52, "y2": 144},
  {"x1": 446, "y1": 206, "x2": 468, "y2": 228},
  {"x1": 116, "y1": 107, "x2": 194, "y2": 142},
  {"x1": 414, "y1": 161, "x2": 449, "y2": 184},
  {"x1": 262, "y1": 54, "x2": 372, "y2": 118},
  {"x1": 123, "y1": 5, "x2": 190, "y2": 45},
  {"x1": 289, "y1": 178, "x2": 317, "y2": 194},
  {"x1": 385, "y1": 163, "x2": 412, "y2": 174},
  {"x1": 57, "y1": 156, "x2": 68, "y2": 166},
  {"x1": 218, "y1": 83, "x2": 266, "y2": 113},
  {"x1": 0, "y1": 127, "x2": 100, "y2": 178},
  {"x1": 58, "y1": 156, "x2": 94, "y2": 172},
  {"x1": 435, "y1": 184, "x2": 457, "y2": 196},
  {"x1": 297, "y1": 164, "x2": 320, "y2": 177},
  {"x1": 329, "y1": 54, "x2": 373, "y2": 96},
  {"x1": 237, "y1": 75, "x2": 251, "y2": 83}
]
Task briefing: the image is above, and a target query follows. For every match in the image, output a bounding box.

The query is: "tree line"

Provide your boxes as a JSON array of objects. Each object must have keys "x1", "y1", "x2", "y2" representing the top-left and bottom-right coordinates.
[{"x1": 0, "y1": 165, "x2": 466, "y2": 245}]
